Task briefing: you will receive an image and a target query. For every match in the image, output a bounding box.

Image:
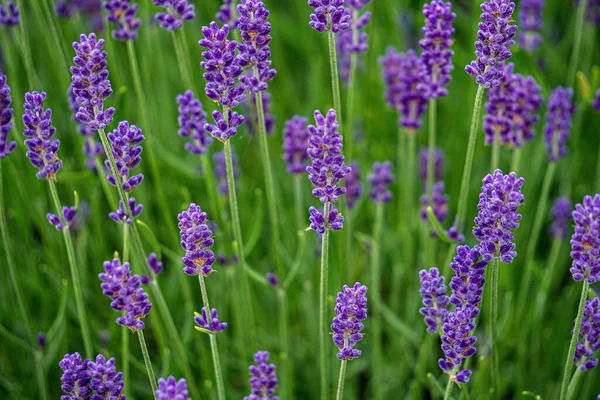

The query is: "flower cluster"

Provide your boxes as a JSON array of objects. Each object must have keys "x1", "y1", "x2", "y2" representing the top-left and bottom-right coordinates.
[
  {"x1": 244, "y1": 351, "x2": 279, "y2": 400},
  {"x1": 156, "y1": 376, "x2": 189, "y2": 400},
  {"x1": 570, "y1": 195, "x2": 600, "y2": 283},
  {"x1": 518, "y1": 0, "x2": 543, "y2": 52},
  {"x1": 57, "y1": 0, "x2": 104, "y2": 31},
  {"x1": 22, "y1": 92, "x2": 63, "y2": 179},
  {"x1": 147, "y1": 252, "x2": 164, "y2": 275},
  {"x1": 176, "y1": 91, "x2": 211, "y2": 155},
  {"x1": 337, "y1": 3, "x2": 372, "y2": 84},
  {"x1": 178, "y1": 203, "x2": 216, "y2": 276},
  {"x1": 483, "y1": 62, "x2": 515, "y2": 145},
  {"x1": 550, "y1": 197, "x2": 572, "y2": 240},
  {"x1": 308, "y1": 0, "x2": 351, "y2": 33},
  {"x1": 109, "y1": 197, "x2": 143, "y2": 225},
  {"x1": 0, "y1": 69, "x2": 16, "y2": 159},
  {"x1": 104, "y1": 0, "x2": 141, "y2": 40},
  {"x1": 68, "y1": 85, "x2": 102, "y2": 171},
  {"x1": 464, "y1": 0, "x2": 518, "y2": 88},
  {"x1": 60, "y1": 353, "x2": 125, "y2": 399},
  {"x1": 214, "y1": 150, "x2": 239, "y2": 196},
  {"x1": 420, "y1": 181, "x2": 449, "y2": 227},
  {"x1": 574, "y1": 298, "x2": 600, "y2": 371},
  {"x1": 368, "y1": 161, "x2": 393, "y2": 203},
  {"x1": 47, "y1": 206, "x2": 77, "y2": 231},
  {"x1": 0, "y1": 1, "x2": 19, "y2": 26},
  {"x1": 217, "y1": 0, "x2": 237, "y2": 27},
  {"x1": 331, "y1": 282, "x2": 368, "y2": 360},
  {"x1": 105, "y1": 121, "x2": 145, "y2": 192},
  {"x1": 282, "y1": 115, "x2": 309, "y2": 175},
  {"x1": 544, "y1": 87, "x2": 574, "y2": 163},
  {"x1": 194, "y1": 307, "x2": 228, "y2": 333},
  {"x1": 266, "y1": 272, "x2": 279, "y2": 287},
  {"x1": 153, "y1": 0, "x2": 195, "y2": 31},
  {"x1": 418, "y1": 267, "x2": 449, "y2": 334},
  {"x1": 473, "y1": 169, "x2": 525, "y2": 263},
  {"x1": 594, "y1": 89, "x2": 600, "y2": 112},
  {"x1": 99, "y1": 258, "x2": 153, "y2": 331},
  {"x1": 418, "y1": 148, "x2": 444, "y2": 185},
  {"x1": 509, "y1": 73, "x2": 542, "y2": 147},
  {"x1": 345, "y1": 162, "x2": 362, "y2": 210},
  {"x1": 438, "y1": 306, "x2": 477, "y2": 384},
  {"x1": 448, "y1": 245, "x2": 487, "y2": 311}
]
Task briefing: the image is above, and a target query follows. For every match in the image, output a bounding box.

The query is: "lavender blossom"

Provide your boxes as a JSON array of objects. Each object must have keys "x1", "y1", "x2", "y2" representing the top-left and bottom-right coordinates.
[
  {"x1": 47, "y1": 206, "x2": 77, "y2": 231},
  {"x1": 594, "y1": 90, "x2": 600, "y2": 112},
  {"x1": 104, "y1": 0, "x2": 141, "y2": 40},
  {"x1": 178, "y1": 203, "x2": 216, "y2": 276},
  {"x1": 420, "y1": 181, "x2": 449, "y2": 226},
  {"x1": 449, "y1": 245, "x2": 487, "y2": 312},
  {"x1": 37, "y1": 332, "x2": 46, "y2": 348},
  {"x1": 266, "y1": 272, "x2": 279, "y2": 287},
  {"x1": 418, "y1": 148, "x2": 444, "y2": 185},
  {"x1": 244, "y1": 351, "x2": 279, "y2": 400},
  {"x1": 309, "y1": 206, "x2": 344, "y2": 234},
  {"x1": 89, "y1": 355, "x2": 126, "y2": 398},
  {"x1": 544, "y1": 87, "x2": 574, "y2": 163},
  {"x1": 368, "y1": 161, "x2": 393, "y2": 203},
  {"x1": 0, "y1": 69, "x2": 16, "y2": 159},
  {"x1": 176, "y1": 91, "x2": 211, "y2": 155},
  {"x1": 194, "y1": 307, "x2": 227, "y2": 332},
  {"x1": 109, "y1": 197, "x2": 143, "y2": 225},
  {"x1": 59, "y1": 352, "x2": 92, "y2": 399},
  {"x1": 518, "y1": 0, "x2": 544, "y2": 52},
  {"x1": 509, "y1": 73, "x2": 542, "y2": 147},
  {"x1": 22, "y1": 92, "x2": 63, "y2": 179},
  {"x1": 337, "y1": 4, "x2": 372, "y2": 84},
  {"x1": 418, "y1": 267, "x2": 449, "y2": 334},
  {"x1": 419, "y1": 0, "x2": 456, "y2": 99},
  {"x1": 0, "y1": 1, "x2": 19, "y2": 26},
  {"x1": 68, "y1": 85, "x2": 102, "y2": 171},
  {"x1": 153, "y1": 0, "x2": 195, "y2": 31},
  {"x1": 331, "y1": 282, "x2": 368, "y2": 360},
  {"x1": 483, "y1": 62, "x2": 515, "y2": 145},
  {"x1": 105, "y1": 121, "x2": 144, "y2": 192},
  {"x1": 308, "y1": 0, "x2": 351, "y2": 33},
  {"x1": 282, "y1": 115, "x2": 309, "y2": 174},
  {"x1": 156, "y1": 376, "x2": 189, "y2": 400},
  {"x1": 75, "y1": 0, "x2": 105, "y2": 32},
  {"x1": 214, "y1": 150, "x2": 239, "y2": 196},
  {"x1": 574, "y1": 298, "x2": 600, "y2": 371},
  {"x1": 147, "y1": 252, "x2": 164, "y2": 275},
  {"x1": 473, "y1": 170, "x2": 525, "y2": 263},
  {"x1": 570, "y1": 195, "x2": 600, "y2": 283},
  {"x1": 56, "y1": 1, "x2": 76, "y2": 18},
  {"x1": 345, "y1": 161, "x2": 362, "y2": 210},
  {"x1": 464, "y1": 0, "x2": 518, "y2": 88},
  {"x1": 217, "y1": 0, "x2": 237, "y2": 27},
  {"x1": 550, "y1": 197, "x2": 572, "y2": 240},
  {"x1": 438, "y1": 307, "x2": 478, "y2": 384}
]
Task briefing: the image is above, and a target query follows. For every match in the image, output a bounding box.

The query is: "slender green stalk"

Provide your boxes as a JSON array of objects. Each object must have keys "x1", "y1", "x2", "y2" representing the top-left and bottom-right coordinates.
[
  {"x1": 327, "y1": 31, "x2": 343, "y2": 124},
  {"x1": 392, "y1": 127, "x2": 405, "y2": 312},
  {"x1": 33, "y1": 351, "x2": 48, "y2": 400},
  {"x1": 345, "y1": 9, "x2": 359, "y2": 161},
  {"x1": 566, "y1": 0, "x2": 589, "y2": 88},
  {"x1": 534, "y1": 239, "x2": 564, "y2": 319},
  {"x1": 491, "y1": 140, "x2": 500, "y2": 171},
  {"x1": 511, "y1": 148, "x2": 521, "y2": 175},
  {"x1": 172, "y1": 31, "x2": 194, "y2": 90},
  {"x1": 372, "y1": 203, "x2": 384, "y2": 400},
  {"x1": 426, "y1": 99, "x2": 437, "y2": 266},
  {"x1": 319, "y1": 202, "x2": 331, "y2": 400},
  {"x1": 278, "y1": 290, "x2": 292, "y2": 399},
  {"x1": 443, "y1": 378, "x2": 453, "y2": 400},
  {"x1": 336, "y1": 360, "x2": 348, "y2": 400},
  {"x1": 399, "y1": 132, "x2": 417, "y2": 313},
  {"x1": 35, "y1": 0, "x2": 69, "y2": 81},
  {"x1": 13, "y1": 2, "x2": 42, "y2": 89},
  {"x1": 201, "y1": 156, "x2": 225, "y2": 223},
  {"x1": 294, "y1": 175, "x2": 304, "y2": 231},
  {"x1": 137, "y1": 330, "x2": 158, "y2": 398},
  {"x1": 559, "y1": 280, "x2": 590, "y2": 400},
  {"x1": 566, "y1": 366, "x2": 583, "y2": 400},
  {"x1": 407, "y1": 334, "x2": 434, "y2": 397},
  {"x1": 122, "y1": 223, "x2": 130, "y2": 396},
  {"x1": 490, "y1": 255, "x2": 500, "y2": 397},
  {"x1": 48, "y1": 180, "x2": 93, "y2": 358}
]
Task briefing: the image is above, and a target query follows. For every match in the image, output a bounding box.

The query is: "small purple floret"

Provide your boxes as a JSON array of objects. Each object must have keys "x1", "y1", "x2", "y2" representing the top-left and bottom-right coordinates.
[
  {"x1": 194, "y1": 307, "x2": 227, "y2": 332},
  {"x1": 153, "y1": 0, "x2": 195, "y2": 31}
]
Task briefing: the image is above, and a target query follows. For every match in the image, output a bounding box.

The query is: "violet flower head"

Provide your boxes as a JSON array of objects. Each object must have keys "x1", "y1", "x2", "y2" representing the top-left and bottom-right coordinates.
[
  {"x1": 449, "y1": 245, "x2": 487, "y2": 312},
  {"x1": 217, "y1": 0, "x2": 237, "y2": 27},
  {"x1": 282, "y1": 115, "x2": 309, "y2": 175},
  {"x1": 22, "y1": 92, "x2": 63, "y2": 179},
  {"x1": 205, "y1": 109, "x2": 245, "y2": 142},
  {"x1": 68, "y1": 85, "x2": 102, "y2": 171},
  {"x1": 368, "y1": 161, "x2": 393, "y2": 203},
  {"x1": 574, "y1": 298, "x2": 600, "y2": 371},
  {"x1": 438, "y1": 306, "x2": 478, "y2": 384},
  {"x1": 0, "y1": 69, "x2": 16, "y2": 159},
  {"x1": 147, "y1": 252, "x2": 164, "y2": 275},
  {"x1": 419, "y1": 0, "x2": 456, "y2": 99},
  {"x1": 336, "y1": 9, "x2": 371, "y2": 85},
  {"x1": 71, "y1": 33, "x2": 115, "y2": 130},
  {"x1": 420, "y1": 181, "x2": 449, "y2": 226},
  {"x1": 244, "y1": 351, "x2": 279, "y2": 400},
  {"x1": 194, "y1": 307, "x2": 228, "y2": 333},
  {"x1": 418, "y1": 147, "x2": 444, "y2": 185},
  {"x1": 266, "y1": 272, "x2": 279, "y2": 287},
  {"x1": 544, "y1": 87, "x2": 574, "y2": 163},
  {"x1": 464, "y1": 0, "x2": 518, "y2": 88},
  {"x1": 509, "y1": 73, "x2": 542, "y2": 147},
  {"x1": 331, "y1": 282, "x2": 368, "y2": 360},
  {"x1": 0, "y1": 1, "x2": 19, "y2": 26},
  {"x1": 59, "y1": 352, "x2": 92, "y2": 399},
  {"x1": 156, "y1": 376, "x2": 189, "y2": 400},
  {"x1": 176, "y1": 91, "x2": 211, "y2": 155},
  {"x1": 47, "y1": 206, "x2": 77, "y2": 231},
  {"x1": 550, "y1": 197, "x2": 572, "y2": 240},
  {"x1": 309, "y1": 206, "x2": 344, "y2": 234},
  {"x1": 153, "y1": 0, "x2": 195, "y2": 31},
  {"x1": 105, "y1": 121, "x2": 144, "y2": 192},
  {"x1": 178, "y1": 203, "x2": 216, "y2": 276},
  {"x1": 109, "y1": 197, "x2": 143, "y2": 225},
  {"x1": 214, "y1": 149, "x2": 239, "y2": 196},
  {"x1": 483, "y1": 62, "x2": 515, "y2": 145},
  {"x1": 518, "y1": 0, "x2": 543, "y2": 52},
  {"x1": 594, "y1": 90, "x2": 600, "y2": 112},
  {"x1": 56, "y1": 1, "x2": 76, "y2": 18},
  {"x1": 570, "y1": 194, "x2": 600, "y2": 283},
  {"x1": 308, "y1": 0, "x2": 351, "y2": 33},
  {"x1": 104, "y1": 0, "x2": 141, "y2": 40},
  {"x1": 345, "y1": 161, "x2": 362, "y2": 210},
  {"x1": 89, "y1": 355, "x2": 125, "y2": 399},
  {"x1": 418, "y1": 267, "x2": 449, "y2": 334}
]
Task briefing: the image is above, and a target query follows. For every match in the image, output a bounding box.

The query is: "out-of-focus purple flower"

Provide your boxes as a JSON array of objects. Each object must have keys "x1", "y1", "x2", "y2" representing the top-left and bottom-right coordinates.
[
  {"x1": 37, "y1": 332, "x2": 46, "y2": 348},
  {"x1": 438, "y1": 306, "x2": 477, "y2": 384},
  {"x1": 156, "y1": 376, "x2": 189, "y2": 400},
  {"x1": 59, "y1": 353, "x2": 92, "y2": 399},
  {"x1": 570, "y1": 194, "x2": 600, "y2": 283},
  {"x1": 266, "y1": 272, "x2": 279, "y2": 287},
  {"x1": 56, "y1": 1, "x2": 76, "y2": 18},
  {"x1": 22, "y1": 92, "x2": 63, "y2": 179},
  {"x1": 337, "y1": 4, "x2": 372, "y2": 84},
  {"x1": 518, "y1": 0, "x2": 543, "y2": 52},
  {"x1": 368, "y1": 161, "x2": 393, "y2": 203},
  {"x1": 446, "y1": 226, "x2": 465, "y2": 243},
  {"x1": 153, "y1": 0, "x2": 194, "y2": 31},
  {"x1": 550, "y1": 197, "x2": 572, "y2": 240},
  {"x1": 509, "y1": 73, "x2": 542, "y2": 147},
  {"x1": 68, "y1": 85, "x2": 103, "y2": 171},
  {"x1": 379, "y1": 48, "x2": 427, "y2": 131},
  {"x1": 99, "y1": 258, "x2": 152, "y2": 331},
  {"x1": 483, "y1": 62, "x2": 515, "y2": 145},
  {"x1": 109, "y1": 197, "x2": 143, "y2": 225},
  {"x1": 0, "y1": 69, "x2": 16, "y2": 159},
  {"x1": 331, "y1": 282, "x2": 367, "y2": 360},
  {"x1": 89, "y1": 354, "x2": 126, "y2": 398},
  {"x1": 419, "y1": 0, "x2": 456, "y2": 99},
  {"x1": 544, "y1": 87, "x2": 574, "y2": 163},
  {"x1": 217, "y1": 0, "x2": 237, "y2": 27},
  {"x1": 345, "y1": 161, "x2": 362, "y2": 210},
  {"x1": 194, "y1": 307, "x2": 227, "y2": 332},
  {"x1": 594, "y1": 90, "x2": 600, "y2": 111},
  {"x1": 178, "y1": 203, "x2": 216, "y2": 276},
  {"x1": 104, "y1": 0, "x2": 141, "y2": 40},
  {"x1": 418, "y1": 147, "x2": 444, "y2": 185},
  {"x1": 418, "y1": 267, "x2": 449, "y2": 334},
  {"x1": 176, "y1": 91, "x2": 211, "y2": 155},
  {"x1": 214, "y1": 149, "x2": 239, "y2": 196},
  {"x1": 574, "y1": 298, "x2": 600, "y2": 371},
  {"x1": 47, "y1": 206, "x2": 77, "y2": 231},
  {"x1": 308, "y1": 205, "x2": 344, "y2": 234},
  {"x1": 242, "y1": 92, "x2": 275, "y2": 136},
  {"x1": 147, "y1": 252, "x2": 164, "y2": 275},
  {"x1": 75, "y1": 0, "x2": 105, "y2": 32},
  {"x1": 71, "y1": 33, "x2": 115, "y2": 130},
  {"x1": 99, "y1": 330, "x2": 110, "y2": 348},
  {"x1": 0, "y1": 1, "x2": 19, "y2": 26},
  {"x1": 105, "y1": 121, "x2": 144, "y2": 192},
  {"x1": 448, "y1": 245, "x2": 487, "y2": 312},
  {"x1": 464, "y1": 0, "x2": 518, "y2": 88},
  {"x1": 308, "y1": 0, "x2": 350, "y2": 33},
  {"x1": 244, "y1": 351, "x2": 279, "y2": 400},
  {"x1": 420, "y1": 181, "x2": 449, "y2": 226},
  {"x1": 473, "y1": 169, "x2": 525, "y2": 263},
  {"x1": 282, "y1": 115, "x2": 309, "y2": 175}
]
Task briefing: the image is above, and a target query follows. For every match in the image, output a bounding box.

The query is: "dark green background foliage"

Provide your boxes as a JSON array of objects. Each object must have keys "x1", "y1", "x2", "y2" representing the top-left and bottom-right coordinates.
[{"x1": 1, "y1": 0, "x2": 599, "y2": 398}]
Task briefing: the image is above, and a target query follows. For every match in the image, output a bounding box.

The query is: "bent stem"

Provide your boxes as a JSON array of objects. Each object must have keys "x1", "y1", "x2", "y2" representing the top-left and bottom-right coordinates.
[
  {"x1": 371, "y1": 203, "x2": 385, "y2": 400},
  {"x1": 137, "y1": 330, "x2": 158, "y2": 398},
  {"x1": 319, "y1": 202, "x2": 332, "y2": 400},
  {"x1": 328, "y1": 31, "x2": 343, "y2": 124},
  {"x1": 336, "y1": 360, "x2": 348, "y2": 400}
]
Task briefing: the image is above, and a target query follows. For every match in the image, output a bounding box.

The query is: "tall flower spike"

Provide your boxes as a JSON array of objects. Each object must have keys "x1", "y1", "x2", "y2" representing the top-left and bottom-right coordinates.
[
  {"x1": 178, "y1": 203, "x2": 216, "y2": 276},
  {"x1": 71, "y1": 33, "x2": 115, "y2": 130},
  {"x1": 89, "y1": 355, "x2": 125, "y2": 398},
  {"x1": 194, "y1": 307, "x2": 228, "y2": 332},
  {"x1": 104, "y1": 0, "x2": 141, "y2": 40},
  {"x1": 109, "y1": 197, "x2": 143, "y2": 225},
  {"x1": 419, "y1": 0, "x2": 456, "y2": 99},
  {"x1": 418, "y1": 267, "x2": 449, "y2": 334},
  {"x1": 59, "y1": 352, "x2": 126, "y2": 399},
  {"x1": 59, "y1": 352, "x2": 92, "y2": 399},
  {"x1": 68, "y1": 85, "x2": 103, "y2": 171},
  {"x1": 464, "y1": 0, "x2": 518, "y2": 88},
  {"x1": 420, "y1": 181, "x2": 449, "y2": 227},
  {"x1": 217, "y1": 0, "x2": 238, "y2": 27},
  {"x1": 418, "y1": 147, "x2": 444, "y2": 185},
  {"x1": 244, "y1": 351, "x2": 279, "y2": 400},
  {"x1": 105, "y1": 121, "x2": 145, "y2": 192},
  {"x1": 544, "y1": 87, "x2": 574, "y2": 163},
  {"x1": 483, "y1": 62, "x2": 516, "y2": 145},
  {"x1": 47, "y1": 206, "x2": 77, "y2": 231},
  {"x1": 550, "y1": 197, "x2": 572, "y2": 240},
  {"x1": 0, "y1": 1, "x2": 19, "y2": 26},
  {"x1": 448, "y1": 245, "x2": 487, "y2": 312},
  {"x1": 337, "y1": 4, "x2": 372, "y2": 84},
  {"x1": 509, "y1": 73, "x2": 542, "y2": 147},
  {"x1": 345, "y1": 162, "x2": 362, "y2": 210},
  {"x1": 473, "y1": 169, "x2": 525, "y2": 263},
  {"x1": 574, "y1": 298, "x2": 600, "y2": 371},
  {"x1": 0, "y1": 69, "x2": 16, "y2": 158},
  {"x1": 438, "y1": 306, "x2": 478, "y2": 384},
  {"x1": 176, "y1": 91, "x2": 212, "y2": 155},
  {"x1": 22, "y1": 92, "x2": 63, "y2": 179},
  {"x1": 570, "y1": 194, "x2": 600, "y2": 283},
  {"x1": 308, "y1": 0, "x2": 351, "y2": 33},
  {"x1": 282, "y1": 115, "x2": 309, "y2": 175},
  {"x1": 214, "y1": 150, "x2": 239, "y2": 196},
  {"x1": 593, "y1": 90, "x2": 600, "y2": 112},
  {"x1": 518, "y1": 0, "x2": 543, "y2": 52},
  {"x1": 153, "y1": 0, "x2": 195, "y2": 31},
  {"x1": 331, "y1": 282, "x2": 368, "y2": 360},
  {"x1": 147, "y1": 252, "x2": 164, "y2": 275},
  {"x1": 368, "y1": 161, "x2": 393, "y2": 203},
  {"x1": 156, "y1": 376, "x2": 189, "y2": 400}
]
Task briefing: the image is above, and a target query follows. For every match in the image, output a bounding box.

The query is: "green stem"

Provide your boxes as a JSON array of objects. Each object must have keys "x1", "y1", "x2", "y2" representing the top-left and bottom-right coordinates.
[
  {"x1": 566, "y1": 0, "x2": 589, "y2": 88},
  {"x1": 491, "y1": 139, "x2": 500, "y2": 171},
  {"x1": 137, "y1": 330, "x2": 158, "y2": 398},
  {"x1": 34, "y1": 351, "x2": 48, "y2": 400},
  {"x1": 48, "y1": 180, "x2": 93, "y2": 359},
  {"x1": 534, "y1": 239, "x2": 563, "y2": 318},
  {"x1": 294, "y1": 175, "x2": 304, "y2": 231},
  {"x1": 426, "y1": 98, "x2": 437, "y2": 266},
  {"x1": 36, "y1": 0, "x2": 69, "y2": 82},
  {"x1": 490, "y1": 255, "x2": 500, "y2": 397},
  {"x1": 372, "y1": 203, "x2": 384, "y2": 400},
  {"x1": 335, "y1": 360, "x2": 348, "y2": 400},
  {"x1": 319, "y1": 202, "x2": 331, "y2": 400},
  {"x1": 122, "y1": 327, "x2": 130, "y2": 398},
  {"x1": 172, "y1": 31, "x2": 195, "y2": 90},
  {"x1": 444, "y1": 378, "x2": 453, "y2": 400},
  {"x1": 201, "y1": 156, "x2": 224, "y2": 225},
  {"x1": 345, "y1": 10, "x2": 359, "y2": 161},
  {"x1": 278, "y1": 290, "x2": 292, "y2": 399},
  {"x1": 511, "y1": 148, "x2": 521, "y2": 175},
  {"x1": 13, "y1": 1, "x2": 42, "y2": 88},
  {"x1": 327, "y1": 31, "x2": 343, "y2": 124},
  {"x1": 559, "y1": 280, "x2": 590, "y2": 400},
  {"x1": 391, "y1": 126, "x2": 405, "y2": 312},
  {"x1": 566, "y1": 366, "x2": 583, "y2": 400}
]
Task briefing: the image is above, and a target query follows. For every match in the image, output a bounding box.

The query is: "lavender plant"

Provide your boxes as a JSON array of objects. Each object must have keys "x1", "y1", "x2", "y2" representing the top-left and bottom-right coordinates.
[
  {"x1": 156, "y1": 376, "x2": 189, "y2": 399},
  {"x1": 244, "y1": 351, "x2": 279, "y2": 400}
]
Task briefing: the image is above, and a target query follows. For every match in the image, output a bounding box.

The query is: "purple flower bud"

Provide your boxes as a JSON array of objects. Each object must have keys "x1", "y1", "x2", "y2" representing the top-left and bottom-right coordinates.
[
  {"x1": 244, "y1": 351, "x2": 279, "y2": 400},
  {"x1": 418, "y1": 267, "x2": 449, "y2": 334},
  {"x1": 55, "y1": 1, "x2": 76, "y2": 18},
  {"x1": 449, "y1": 245, "x2": 487, "y2": 311},
  {"x1": 420, "y1": 181, "x2": 449, "y2": 230},
  {"x1": 37, "y1": 332, "x2": 46, "y2": 348},
  {"x1": 89, "y1": 354, "x2": 126, "y2": 398},
  {"x1": 153, "y1": 0, "x2": 195, "y2": 31},
  {"x1": 147, "y1": 252, "x2": 164, "y2": 275},
  {"x1": 574, "y1": 298, "x2": 600, "y2": 370},
  {"x1": 337, "y1": 6, "x2": 372, "y2": 84},
  {"x1": 544, "y1": 87, "x2": 574, "y2": 163},
  {"x1": 368, "y1": 161, "x2": 394, "y2": 203},
  {"x1": 282, "y1": 116, "x2": 309, "y2": 175},
  {"x1": 345, "y1": 162, "x2": 362, "y2": 210},
  {"x1": 214, "y1": 149, "x2": 239, "y2": 196},
  {"x1": 194, "y1": 307, "x2": 227, "y2": 332},
  {"x1": 446, "y1": 226, "x2": 465, "y2": 243},
  {"x1": 438, "y1": 306, "x2": 477, "y2": 383},
  {"x1": 0, "y1": 69, "x2": 16, "y2": 158},
  {"x1": 331, "y1": 282, "x2": 368, "y2": 360},
  {"x1": 570, "y1": 195, "x2": 600, "y2": 283},
  {"x1": 0, "y1": 1, "x2": 19, "y2": 26},
  {"x1": 205, "y1": 109, "x2": 245, "y2": 142},
  {"x1": 105, "y1": 121, "x2": 145, "y2": 192},
  {"x1": 594, "y1": 90, "x2": 600, "y2": 112},
  {"x1": 47, "y1": 206, "x2": 77, "y2": 231},
  {"x1": 266, "y1": 272, "x2": 279, "y2": 287},
  {"x1": 68, "y1": 85, "x2": 103, "y2": 171},
  {"x1": 518, "y1": 0, "x2": 544, "y2": 52},
  {"x1": 109, "y1": 197, "x2": 143, "y2": 225},
  {"x1": 156, "y1": 376, "x2": 189, "y2": 399},
  {"x1": 418, "y1": 148, "x2": 444, "y2": 185},
  {"x1": 308, "y1": 205, "x2": 344, "y2": 234},
  {"x1": 176, "y1": 91, "x2": 211, "y2": 155},
  {"x1": 104, "y1": 0, "x2": 141, "y2": 40},
  {"x1": 509, "y1": 73, "x2": 542, "y2": 147},
  {"x1": 217, "y1": 0, "x2": 237, "y2": 28},
  {"x1": 550, "y1": 197, "x2": 572, "y2": 240},
  {"x1": 178, "y1": 203, "x2": 216, "y2": 276},
  {"x1": 308, "y1": 0, "x2": 351, "y2": 33}
]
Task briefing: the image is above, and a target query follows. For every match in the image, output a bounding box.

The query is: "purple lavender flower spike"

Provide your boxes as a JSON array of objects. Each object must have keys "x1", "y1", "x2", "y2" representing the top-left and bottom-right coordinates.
[
  {"x1": 331, "y1": 282, "x2": 367, "y2": 360},
  {"x1": 570, "y1": 195, "x2": 600, "y2": 283},
  {"x1": 446, "y1": 226, "x2": 465, "y2": 243},
  {"x1": 244, "y1": 351, "x2": 279, "y2": 400},
  {"x1": 205, "y1": 109, "x2": 245, "y2": 142},
  {"x1": 0, "y1": 69, "x2": 16, "y2": 159},
  {"x1": 176, "y1": 91, "x2": 211, "y2": 155},
  {"x1": 420, "y1": 181, "x2": 449, "y2": 226},
  {"x1": 55, "y1": 1, "x2": 76, "y2": 18},
  {"x1": 473, "y1": 169, "x2": 525, "y2": 263},
  {"x1": 89, "y1": 355, "x2": 125, "y2": 398},
  {"x1": 544, "y1": 87, "x2": 574, "y2": 163},
  {"x1": 71, "y1": 33, "x2": 115, "y2": 130},
  {"x1": 309, "y1": 206, "x2": 344, "y2": 234},
  {"x1": 449, "y1": 245, "x2": 487, "y2": 312},
  {"x1": 147, "y1": 252, "x2": 164, "y2": 275},
  {"x1": 104, "y1": 0, "x2": 141, "y2": 40},
  {"x1": 99, "y1": 258, "x2": 153, "y2": 331},
  {"x1": 109, "y1": 197, "x2": 143, "y2": 225},
  {"x1": 368, "y1": 161, "x2": 393, "y2": 203},
  {"x1": 217, "y1": 0, "x2": 237, "y2": 27},
  {"x1": 156, "y1": 376, "x2": 189, "y2": 400},
  {"x1": 594, "y1": 90, "x2": 600, "y2": 112},
  {"x1": 194, "y1": 307, "x2": 228, "y2": 333},
  {"x1": 47, "y1": 206, "x2": 77, "y2": 231},
  {"x1": 0, "y1": 1, "x2": 19, "y2": 26},
  {"x1": 345, "y1": 162, "x2": 362, "y2": 210},
  {"x1": 509, "y1": 73, "x2": 542, "y2": 147},
  {"x1": 518, "y1": 0, "x2": 543, "y2": 52},
  {"x1": 22, "y1": 92, "x2": 63, "y2": 179},
  {"x1": 105, "y1": 121, "x2": 144, "y2": 192},
  {"x1": 282, "y1": 115, "x2": 309, "y2": 175},
  {"x1": 59, "y1": 352, "x2": 92, "y2": 399},
  {"x1": 68, "y1": 85, "x2": 103, "y2": 171},
  {"x1": 574, "y1": 298, "x2": 600, "y2": 371},
  {"x1": 153, "y1": 0, "x2": 195, "y2": 31},
  {"x1": 438, "y1": 306, "x2": 477, "y2": 384},
  {"x1": 418, "y1": 267, "x2": 449, "y2": 334},
  {"x1": 308, "y1": 0, "x2": 351, "y2": 33},
  {"x1": 214, "y1": 150, "x2": 239, "y2": 196},
  {"x1": 550, "y1": 197, "x2": 572, "y2": 240},
  {"x1": 464, "y1": 0, "x2": 518, "y2": 88},
  {"x1": 418, "y1": 148, "x2": 444, "y2": 185},
  {"x1": 419, "y1": 0, "x2": 456, "y2": 99},
  {"x1": 178, "y1": 203, "x2": 216, "y2": 276},
  {"x1": 266, "y1": 272, "x2": 279, "y2": 287},
  {"x1": 483, "y1": 62, "x2": 515, "y2": 145},
  {"x1": 337, "y1": 2, "x2": 372, "y2": 84}
]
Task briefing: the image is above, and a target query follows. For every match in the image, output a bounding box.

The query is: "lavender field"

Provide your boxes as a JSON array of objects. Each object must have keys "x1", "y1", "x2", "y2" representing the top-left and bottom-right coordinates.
[{"x1": 0, "y1": 0, "x2": 599, "y2": 399}]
